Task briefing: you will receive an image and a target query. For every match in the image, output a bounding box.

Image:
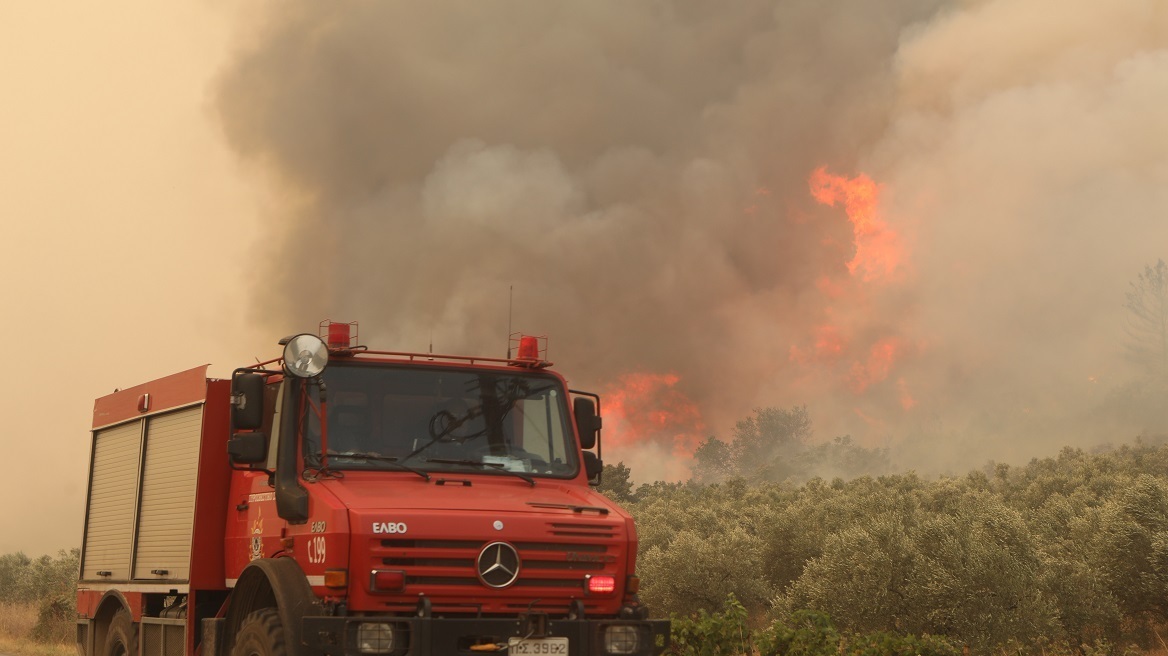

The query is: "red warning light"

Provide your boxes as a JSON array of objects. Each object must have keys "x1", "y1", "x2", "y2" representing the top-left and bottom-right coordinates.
[
  {"x1": 321, "y1": 320, "x2": 356, "y2": 349},
  {"x1": 586, "y1": 574, "x2": 616, "y2": 595},
  {"x1": 508, "y1": 333, "x2": 550, "y2": 368},
  {"x1": 517, "y1": 336, "x2": 540, "y2": 360}
]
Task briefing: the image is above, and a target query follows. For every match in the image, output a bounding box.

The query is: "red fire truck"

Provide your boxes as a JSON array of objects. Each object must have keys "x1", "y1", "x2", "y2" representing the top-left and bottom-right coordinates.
[{"x1": 76, "y1": 322, "x2": 668, "y2": 656}]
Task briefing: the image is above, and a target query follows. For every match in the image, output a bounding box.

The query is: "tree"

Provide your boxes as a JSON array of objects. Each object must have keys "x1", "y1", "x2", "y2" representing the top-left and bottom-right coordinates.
[
  {"x1": 597, "y1": 462, "x2": 636, "y2": 504},
  {"x1": 691, "y1": 436, "x2": 734, "y2": 484},
  {"x1": 1125, "y1": 259, "x2": 1168, "y2": 380},
  {"x1": 730, "y1": 406, "x2": 812, "y2": 478},
  {"x1": 689, "y1": 406, "x2": 890, "y2": 484},
  {"x1": 638, "y1": 527, "x2": 771, "y2": 617}
]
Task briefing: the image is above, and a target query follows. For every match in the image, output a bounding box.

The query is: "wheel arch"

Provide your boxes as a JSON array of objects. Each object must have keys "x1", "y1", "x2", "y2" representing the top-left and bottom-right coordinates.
[
  {"x1": 224, "y1": 558, "x2": 321, "y2": 656},
  {"x1": 92, "y1": 590, "x2": 133, "y2": 656}
]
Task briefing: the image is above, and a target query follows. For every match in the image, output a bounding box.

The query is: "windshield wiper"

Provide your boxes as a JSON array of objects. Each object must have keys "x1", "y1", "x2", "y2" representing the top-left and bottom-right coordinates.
[
  {"x1": 424, "y1": 458, "x2": 535, "y2": 487},
  {"x1": 326, "y1": 451, "x2": 431, "y2": 481},
  {"x1": 400, "y1": 408, "x2": 488, "y2": 464}
]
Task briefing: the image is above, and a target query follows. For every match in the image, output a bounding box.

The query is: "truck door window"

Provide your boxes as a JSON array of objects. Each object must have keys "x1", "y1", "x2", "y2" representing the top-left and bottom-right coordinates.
[
  {"x1": 266, "y1": 381, "x2": 284, "y2": 470},
  {"x1": 515, "y1": 390, "x2": 567, "y2": 466}
]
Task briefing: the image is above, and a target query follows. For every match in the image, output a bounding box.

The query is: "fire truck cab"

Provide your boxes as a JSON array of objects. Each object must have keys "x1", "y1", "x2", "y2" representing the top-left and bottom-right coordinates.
[{"x1": 75, "y1": 323, "x2": 669, "y2": 656}]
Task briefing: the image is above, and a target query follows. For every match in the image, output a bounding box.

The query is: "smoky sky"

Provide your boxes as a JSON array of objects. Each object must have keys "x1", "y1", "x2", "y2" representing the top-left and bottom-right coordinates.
[{"x1": 217, "y1": 1, "x2": 1168, "y2": 477}]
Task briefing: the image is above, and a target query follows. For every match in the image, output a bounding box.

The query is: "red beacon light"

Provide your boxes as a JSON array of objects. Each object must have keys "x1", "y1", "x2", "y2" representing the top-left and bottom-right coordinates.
[
  {"x1": 509, "y1": 333, "x2": 550, "y2": 367},
  {"x1": 320, "y1": 320, "x2": 358, "y2": 349},
  {"x1": 517, "y1": 336, "x2": 540, "y2": 360}
]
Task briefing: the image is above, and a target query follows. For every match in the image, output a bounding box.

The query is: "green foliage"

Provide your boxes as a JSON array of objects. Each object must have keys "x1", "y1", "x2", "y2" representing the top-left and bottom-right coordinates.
[
  {"x1": 793, "y1": 435, "x2": 892, "y2": 481},
  {"x1": 31, "y1": 595, "x2": 75, "y2": 644},
  {"x1": 0, "y1": 549, "x2": 78, "y2": 645},
  {"x1": 0, "y1": 549, "x2": 78, "y2": 605},
  {"x1": 754, "y1": 610, "x2": 840, "y2": 656},
  {"x1": 731, "y1": 405, "x2": 813, "y2": 475},
  {"x1": 670, "y1": 596, "x2": 960, "y2": 656},
  {"x1": 840, "y1": 630, "x2": 960, "y2": 656},
  {"x1": 669, "y1": 595, "x2": 753, "y2": 656},
  {"x1": 691, "y1": 437, "x2": 734, "y2": 485},
  {"x1": 597, "y1": 461, "x2": 636, "y2": 504},
  {"x1": 640, "y1": 526, "x2": 770, "y2": 617},
  {"x1": 628, "y1": 438, "x2": 1168, "y2": 653},
  {"x1": 690, "y1": 407, "x2": 890, "y2": 484}
]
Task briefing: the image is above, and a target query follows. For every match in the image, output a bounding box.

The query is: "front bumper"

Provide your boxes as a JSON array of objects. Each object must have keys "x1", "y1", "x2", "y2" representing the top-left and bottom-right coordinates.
[{"x1": 302, "y1": 614, "x2": 670, "y2": 656}]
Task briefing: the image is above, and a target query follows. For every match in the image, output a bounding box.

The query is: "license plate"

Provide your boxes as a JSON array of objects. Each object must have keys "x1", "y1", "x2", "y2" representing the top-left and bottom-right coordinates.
[{"x1": 507, "y1": 637, "x2": 569, "y2": 654}]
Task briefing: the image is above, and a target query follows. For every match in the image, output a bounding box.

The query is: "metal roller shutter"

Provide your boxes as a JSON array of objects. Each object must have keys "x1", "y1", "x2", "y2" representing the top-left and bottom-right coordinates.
[
  {"x1": 133, "y1": 406, "x2": 203, "y2": 581},
  {"x1": 82, "y1": 420, "x2": 143, "y2": 581}
]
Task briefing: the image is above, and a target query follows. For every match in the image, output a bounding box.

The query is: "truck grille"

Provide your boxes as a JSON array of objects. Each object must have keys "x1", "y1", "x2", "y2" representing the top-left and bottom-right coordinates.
[{"x1": 372, "y1": 518, "x2": 618, "y2": 592}]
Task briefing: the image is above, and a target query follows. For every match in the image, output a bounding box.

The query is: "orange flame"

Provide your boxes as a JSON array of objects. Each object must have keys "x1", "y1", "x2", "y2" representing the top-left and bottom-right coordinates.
[
  {"x1": 814, "y1": 324, "x2": 847, "y2": 359},
  {"x1": 780, "y1": 167, "x2": 920, "y2": 423},
  {"x1": 809, "y1": 167, "x2": 903, "y2": 282},
  {"x1": 602, "y1": 372, "x2": 705, "y2": 458},
  {"x1": 847, "y1": 337, "x2": 903, "y2": 393}
]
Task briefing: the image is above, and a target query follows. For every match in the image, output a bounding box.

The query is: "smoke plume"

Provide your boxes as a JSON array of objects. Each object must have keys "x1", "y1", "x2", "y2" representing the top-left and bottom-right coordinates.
[{"x1": 217, "y1": 1, "x2": 1168, "y2": 479}]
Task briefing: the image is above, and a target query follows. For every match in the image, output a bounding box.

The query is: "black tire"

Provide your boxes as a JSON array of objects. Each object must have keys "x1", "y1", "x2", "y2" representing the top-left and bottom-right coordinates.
[
  {"x1": 103, "y1": 610, "x2": 137, "y2": 656},
  {"x1": 231, "y1": 608, "x2": 287, "y2": 656}
]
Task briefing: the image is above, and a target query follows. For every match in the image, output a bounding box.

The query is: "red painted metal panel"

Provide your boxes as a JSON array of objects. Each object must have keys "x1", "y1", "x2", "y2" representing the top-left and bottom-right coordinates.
[
  {"x1": 76, "y1": 589, "x2": 102, "y2": 618},
  {"x1": 74, "y1": 589, "x2": 146, "y2": 621},
  {"x1": 189, "y1": 380, "x2": 230, "y2": 590},
  {"x1": 92, "y1": 365, "x2": 210, "y2": 429}
]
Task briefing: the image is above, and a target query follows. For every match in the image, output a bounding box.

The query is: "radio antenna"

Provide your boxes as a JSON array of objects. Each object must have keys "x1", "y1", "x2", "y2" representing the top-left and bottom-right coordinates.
[{"x1": 506, "y1": 285, "x2": 514, "y2": 358}]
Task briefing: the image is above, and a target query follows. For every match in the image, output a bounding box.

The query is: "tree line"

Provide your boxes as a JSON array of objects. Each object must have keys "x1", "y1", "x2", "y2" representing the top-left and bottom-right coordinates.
[
  {"x1": 0, "y1": 548, "x2": 79, "y2": 643},
  {"x1": 0, "y1": 549, "x2": 78, "y2": 605},
  {"x1": 602, "y1": 440, "x2": 1168, "y2": 653}
]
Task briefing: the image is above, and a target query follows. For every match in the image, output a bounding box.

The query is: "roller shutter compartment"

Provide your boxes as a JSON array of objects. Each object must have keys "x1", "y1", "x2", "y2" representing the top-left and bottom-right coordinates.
[
  {"x1": 133, "y1": 406, "x2": 203, "y2": 581},
  {"x1": 82, "y1": 420, "x2": 143, "y2": 581}
]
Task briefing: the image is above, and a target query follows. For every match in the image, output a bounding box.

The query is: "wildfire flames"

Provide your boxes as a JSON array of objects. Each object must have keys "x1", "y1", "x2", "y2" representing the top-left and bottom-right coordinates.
[
  {"x1": 602, "y1": 372, "x2": 705, "y2": 458},
  {"x1": 808, "y1": 167, "x2": 904, "y2": 282},
  {"x1": 798, "y1": 167, "x2": 917, "y2": 412},
  {"x1": 604, "y1": 166, "x2": 917, "y2": 475}
]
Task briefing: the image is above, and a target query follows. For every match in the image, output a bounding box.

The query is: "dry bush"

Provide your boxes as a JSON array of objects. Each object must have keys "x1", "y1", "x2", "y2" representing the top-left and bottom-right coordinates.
[
  {"x1": 0, "y1": 636, "x2": 75, "y2": 656},
  {"x1": 32, "y1": 595, "x2": 76, "y2": 644},
  {"x1": 0, "y1": 599, "x2": 75, "y2": 656},
  {"x1": 0, "y1": 601, "x2": 39, "y2": 640}
]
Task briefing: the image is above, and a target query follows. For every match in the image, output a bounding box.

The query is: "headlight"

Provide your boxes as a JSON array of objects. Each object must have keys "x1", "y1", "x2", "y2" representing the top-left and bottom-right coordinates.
[
  {"x1": 356, "y1": 622, "x2": 395, "y2": 654},
  {"x1": 282, "y1": 333, "x2": 329, "y2": 378},
  {"x1": 604, "y1": 625, "x2": 640, "y2": 655}
]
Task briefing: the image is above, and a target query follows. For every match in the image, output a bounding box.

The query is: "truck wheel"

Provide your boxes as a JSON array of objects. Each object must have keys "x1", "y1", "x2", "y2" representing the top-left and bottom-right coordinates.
[
  {"x1": 104, "y1": 610, "x2": 138, "y2": 656},
  {"x1": 231, "y1": 608, "x2": 286, "y2": 656}
]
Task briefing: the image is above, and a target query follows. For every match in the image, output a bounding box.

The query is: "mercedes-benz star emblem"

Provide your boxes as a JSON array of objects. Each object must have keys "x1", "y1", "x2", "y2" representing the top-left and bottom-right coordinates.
[{"x1": 477, "y1": 542, "x2": 521, "y2": 588}]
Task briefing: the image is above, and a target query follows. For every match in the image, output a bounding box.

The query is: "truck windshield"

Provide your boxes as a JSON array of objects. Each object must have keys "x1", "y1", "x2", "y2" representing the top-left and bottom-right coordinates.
[{"x1": 302, "y1": 363, "x2": 578, "y2": 479}]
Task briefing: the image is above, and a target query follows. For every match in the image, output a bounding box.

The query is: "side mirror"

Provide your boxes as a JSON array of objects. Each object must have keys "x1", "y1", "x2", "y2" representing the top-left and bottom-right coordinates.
[
  {"x1": 228, "y1": 432, "x2": 268, "y2": 465},
  {"x1": 574, "y1": 397, "x2": 601, "y2": 450},
  {"x1": 583, "y1": 451, "x2": 603, "y2": 485},
  {"x1": 232, "y1": 373, "x2": 266, "y2": 431}
]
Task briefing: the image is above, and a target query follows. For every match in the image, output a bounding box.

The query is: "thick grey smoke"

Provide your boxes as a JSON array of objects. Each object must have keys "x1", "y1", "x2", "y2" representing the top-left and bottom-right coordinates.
[{"x1": 217, "y1": 0, "x2": 1168, "y2": 479}]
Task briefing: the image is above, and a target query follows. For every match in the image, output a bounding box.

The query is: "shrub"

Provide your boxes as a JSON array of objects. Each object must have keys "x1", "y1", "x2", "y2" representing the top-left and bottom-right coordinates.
[
  {"x1": 754, "y1": 610, "x2": 839, "y2": 656},
  {"x1": 31, "y1": 595, "x2": 75, "y2": 644},
  {"x1": 669, "y1": 594, "x2": 753, "y2": 656},
  {"x1": 0, "y1": 600, "x2": 38, "y2": 641},
  {"x1": 842, "y1": 631, "x2": 960, "y2": 656}
]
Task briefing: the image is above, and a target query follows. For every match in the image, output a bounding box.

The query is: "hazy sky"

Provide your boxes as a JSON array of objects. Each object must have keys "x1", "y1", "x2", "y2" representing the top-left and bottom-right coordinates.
[
  {"x1": 0, "y1": 3, "x2": 265, "y2": 555},
  {"x1": 3, "y1": 1, "x2": 1167, "y2": 556}
]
